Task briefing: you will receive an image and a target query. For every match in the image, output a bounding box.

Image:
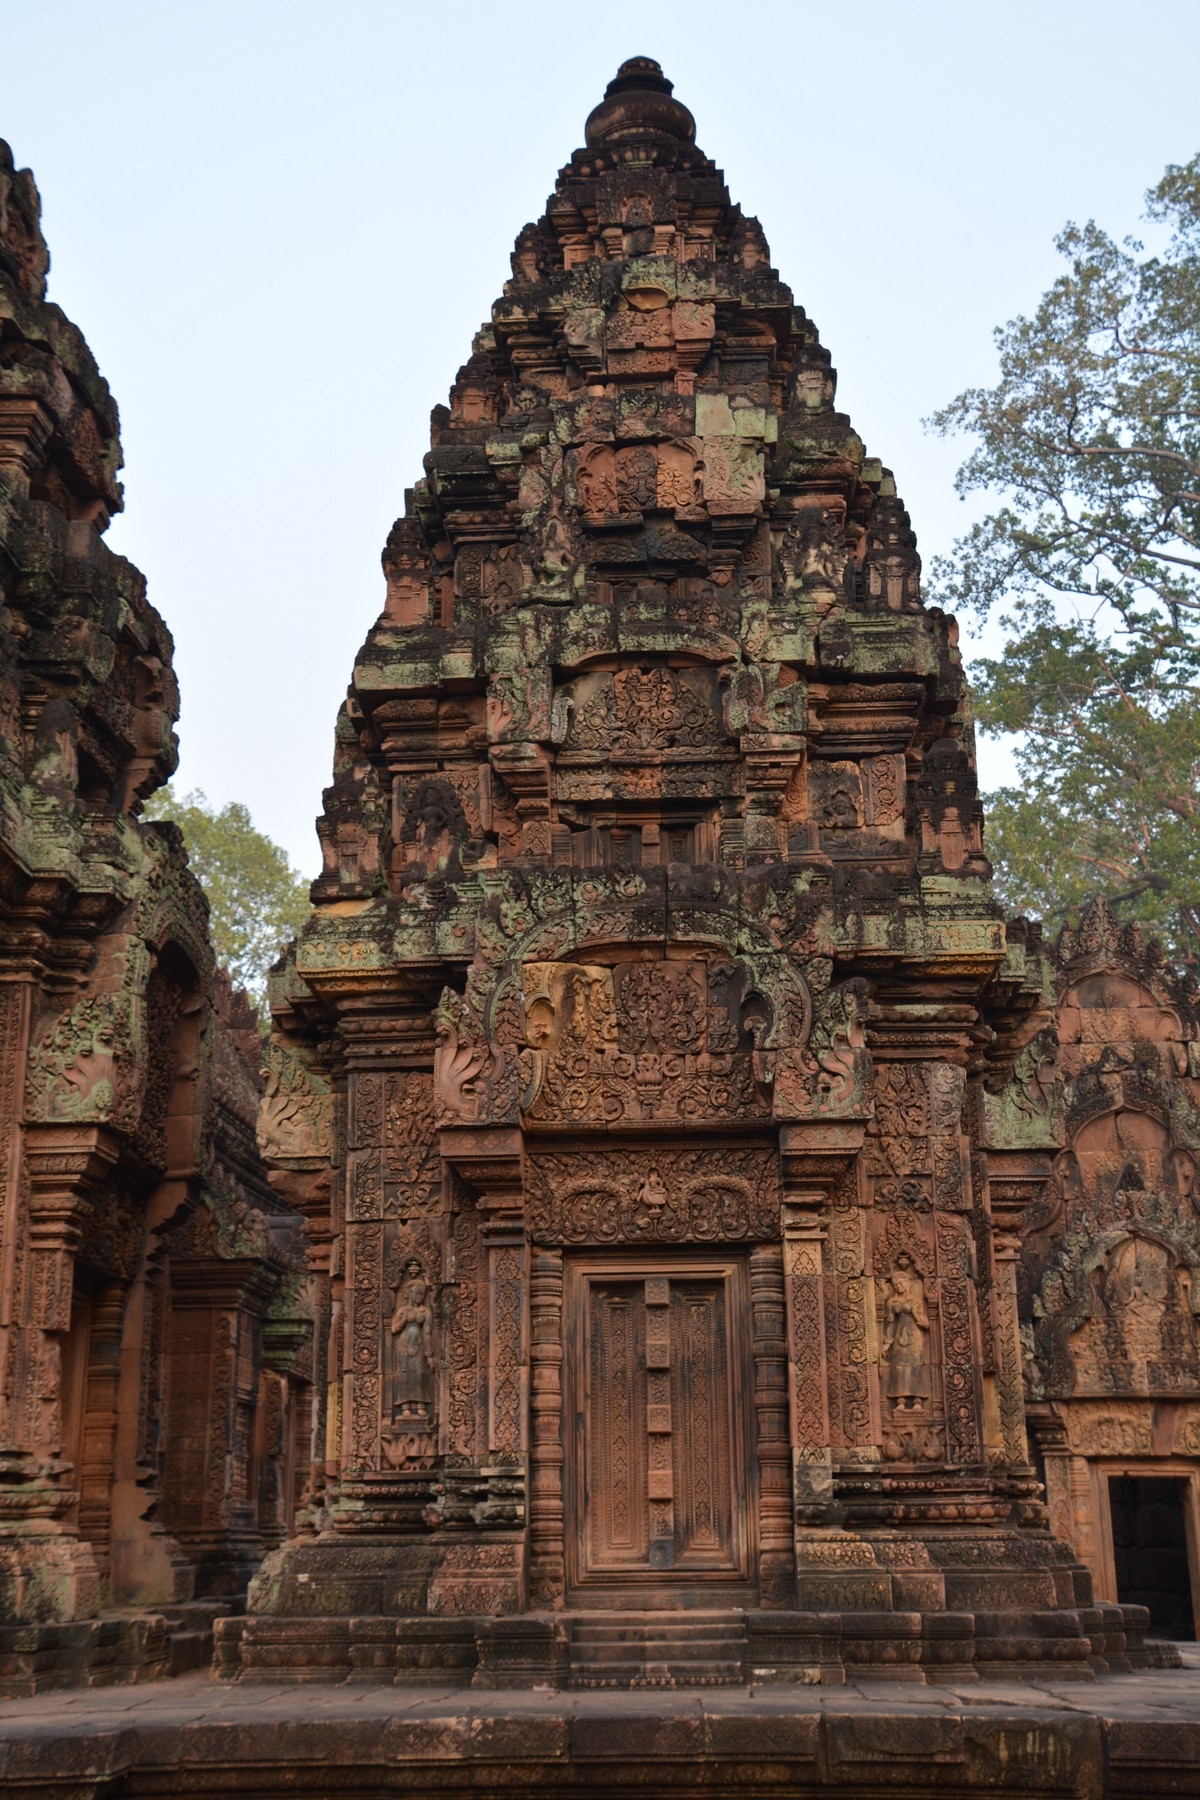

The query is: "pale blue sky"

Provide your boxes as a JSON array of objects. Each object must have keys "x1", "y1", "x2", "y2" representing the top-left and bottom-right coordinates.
[{"x1": 2, "y1": 0, "x2": 1197, "y2": 871}]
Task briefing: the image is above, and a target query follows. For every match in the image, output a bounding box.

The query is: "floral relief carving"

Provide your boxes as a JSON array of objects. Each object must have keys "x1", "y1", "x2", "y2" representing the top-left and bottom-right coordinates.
[
  {"x1": 565, "y1": 665, "x2": 720, "y2": 753},
  {"x1": 521, "y1": 956, "x2": 771, "y2": 1126},
  {"x1": 26, "y1": 996, "x2": 121, "y2": 1123},
  {"x1": 527, "y1": 1145, "x2": 778, "y2": 1245},
  {"x1": 258, "y1": 1039, "x2": 332, "y2": 1162}
]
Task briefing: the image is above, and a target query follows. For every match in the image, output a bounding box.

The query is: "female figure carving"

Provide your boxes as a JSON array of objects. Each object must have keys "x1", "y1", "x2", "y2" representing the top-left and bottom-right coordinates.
[
  {"x1": 390, "y1": 1260, "x2": 434, "y2": 1422},
  {"x1": 882, "y1": 1253, "x2": 931, "y2": 1410}
]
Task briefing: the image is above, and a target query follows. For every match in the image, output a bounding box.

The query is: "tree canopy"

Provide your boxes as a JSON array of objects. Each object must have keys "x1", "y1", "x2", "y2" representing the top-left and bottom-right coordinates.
[
  {"x1": 929, "y1": 152, "x2": 1200, "y2": 968},
  {"x1": 144, "y1": 787, "x2": 311, "y2": 1008}
]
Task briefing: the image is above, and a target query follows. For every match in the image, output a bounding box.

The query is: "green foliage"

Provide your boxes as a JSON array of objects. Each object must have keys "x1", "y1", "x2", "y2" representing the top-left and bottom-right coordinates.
[
  {"x1": 928, "y1": 153, "x2": 1200, "y2": 966},
  {"x1": 144, "y1": 786, "x2": 311, "y2": 1007}
]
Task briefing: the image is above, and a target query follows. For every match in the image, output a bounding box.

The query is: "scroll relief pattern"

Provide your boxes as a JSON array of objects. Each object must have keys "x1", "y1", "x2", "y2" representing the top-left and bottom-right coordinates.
[
  {"x1": 560, "y1": 664, "x2": 721, "y2": 755},
  {"x1": 527, "y1": 1145, "x2": 779, "y2": 1246},
  {"x1": 522, "y1": 957, "x2": 771, "y2": 1125}
]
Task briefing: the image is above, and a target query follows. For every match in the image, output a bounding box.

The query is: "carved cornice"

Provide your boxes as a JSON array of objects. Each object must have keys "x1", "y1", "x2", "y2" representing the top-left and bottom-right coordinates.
[
  {"x1": 779, "y1": 1119, "x2": 864, "y2": 1204},
  {"x1": 439, "y1": 1124, "x2": 524, "y2": 1206}
]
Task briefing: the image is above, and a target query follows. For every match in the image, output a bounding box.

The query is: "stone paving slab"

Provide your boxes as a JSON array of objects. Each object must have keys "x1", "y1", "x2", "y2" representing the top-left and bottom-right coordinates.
[{"x1": 1, "y1": 1653, "x2": 1199, "y2": 1797}]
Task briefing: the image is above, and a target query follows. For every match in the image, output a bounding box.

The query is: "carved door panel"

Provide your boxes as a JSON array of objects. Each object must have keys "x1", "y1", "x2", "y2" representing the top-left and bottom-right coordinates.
[{"x1": 567, "y1": 1256, "x2": 753, "y2": 1597}]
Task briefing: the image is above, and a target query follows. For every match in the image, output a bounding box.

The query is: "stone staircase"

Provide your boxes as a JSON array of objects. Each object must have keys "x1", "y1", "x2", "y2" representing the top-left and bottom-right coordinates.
[
  {"x1": 0, "y1": 1599, "x2": 235, "y2": 1697},
  {"x1": 567, "y1": 1611, "x2": 746, "y2": 1688}
]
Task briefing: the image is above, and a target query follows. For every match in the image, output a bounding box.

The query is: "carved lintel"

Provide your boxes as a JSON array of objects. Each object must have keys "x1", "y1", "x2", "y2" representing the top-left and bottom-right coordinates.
[{"x1": 170, "y1": 1256, "x2": 280, "y2": 1315}]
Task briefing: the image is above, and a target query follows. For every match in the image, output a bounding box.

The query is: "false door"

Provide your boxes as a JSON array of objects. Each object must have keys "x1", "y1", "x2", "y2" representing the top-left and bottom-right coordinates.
[{"x1": 566, "y1": 1255, "x2": 754, "y2": 1600}]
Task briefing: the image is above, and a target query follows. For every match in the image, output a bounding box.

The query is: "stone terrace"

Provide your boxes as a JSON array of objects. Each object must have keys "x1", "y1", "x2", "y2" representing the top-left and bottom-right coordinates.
[{"x1": 1, "y1": 1653, "x2": 1199, "y2": 1797}]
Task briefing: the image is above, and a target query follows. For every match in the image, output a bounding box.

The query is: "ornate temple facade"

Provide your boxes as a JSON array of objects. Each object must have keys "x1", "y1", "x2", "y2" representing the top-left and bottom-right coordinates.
[
  {"x1": 0, "y1": 143, "x2": 312, "y2": 1689},
  {"x1": 1020, "y1": 901, "x2": 1200, "y2": 1640},
  {"x1": 1, "y1": 61, "x2": 1197, "y2": 1701},
  {"x1": 227, "y1": 61, "x2": 1198, "y2": 1685}
]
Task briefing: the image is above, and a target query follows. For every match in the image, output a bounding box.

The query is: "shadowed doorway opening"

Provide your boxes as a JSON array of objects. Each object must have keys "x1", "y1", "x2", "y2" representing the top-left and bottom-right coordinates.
[{"x1": 1109, "y1": 1476, "x2": 1195, "y2": 1640}]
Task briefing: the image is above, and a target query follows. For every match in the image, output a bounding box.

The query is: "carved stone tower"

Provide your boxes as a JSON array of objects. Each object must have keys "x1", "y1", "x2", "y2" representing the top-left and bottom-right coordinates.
[{"x1": 237, "y1": 60, "x2": 1156, "y2": 1684}]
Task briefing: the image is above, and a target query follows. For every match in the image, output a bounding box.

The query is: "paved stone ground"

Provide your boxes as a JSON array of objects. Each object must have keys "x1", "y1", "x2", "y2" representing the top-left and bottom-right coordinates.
[{"x1": 1, "y1": 1647, "x2": 1199, "y2": 1797}]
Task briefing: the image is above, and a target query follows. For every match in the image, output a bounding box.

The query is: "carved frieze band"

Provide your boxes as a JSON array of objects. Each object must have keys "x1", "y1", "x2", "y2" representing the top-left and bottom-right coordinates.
[{"x1": 526, "y1": 1144, "x2": 779, "y2": 1246}]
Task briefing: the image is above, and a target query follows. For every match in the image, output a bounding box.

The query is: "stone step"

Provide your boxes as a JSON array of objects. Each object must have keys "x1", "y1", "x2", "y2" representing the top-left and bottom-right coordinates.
[
  {"x1": 567, "y1": 1613, "x2": 747, "y2": 1690},
  {"x1": 166, "y1": 1629, "x2": 212, "y2": 1678},
  {"x1": 564, "y1": 1620, "x2": 741, "y2": 1634},
  {"x1": 572, "y1": 1627, "x2": 741, "y2": 1641},
  {"x1": 570, "y1": 1659, "x2": 744, "y2": 1690},
  {"x1": 570, "y1": 1614, "x2": 745, "y2": 1640},
  {"x1": 575, "y1": 1634, "x2": 744, "y2": 1656}
]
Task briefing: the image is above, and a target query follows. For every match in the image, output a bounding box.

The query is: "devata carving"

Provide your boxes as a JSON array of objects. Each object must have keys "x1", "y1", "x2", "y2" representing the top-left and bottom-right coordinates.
[
  {"x1": 389, "y1": 1261, "x2": 436, "y2": 1425},
  {"x1": 881, "y1": 1255, "x2": 931, "y2": 1410}
]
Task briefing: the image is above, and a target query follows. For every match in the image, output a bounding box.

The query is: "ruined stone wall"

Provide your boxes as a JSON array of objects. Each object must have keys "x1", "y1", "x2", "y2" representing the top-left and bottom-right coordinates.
[
  {"x1": 1003, "y1": 899, "x2": 1200, "y2": 1632},
  {"x1": 0, "y1": 141, "x2": 313, "y2": 1638}
]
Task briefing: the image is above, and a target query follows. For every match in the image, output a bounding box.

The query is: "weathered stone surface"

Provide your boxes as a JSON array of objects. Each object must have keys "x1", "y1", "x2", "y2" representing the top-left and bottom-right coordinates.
[
  {"x1": 2, "y1": 1662, "x2": 1200, "y2": 1797},
  {"x1": 0, "y1": 140, "x2": 314, "y2": 1688},
  {"x1": 244, "y1": 58, "x2": 1191, "y2": 1684},
  {"x1": 1007, "y1": 898, "x2": 1200, "y2": 1641},
  {"x1": 3, "y1": 52, "x2": 1198, "y2": 1736}
]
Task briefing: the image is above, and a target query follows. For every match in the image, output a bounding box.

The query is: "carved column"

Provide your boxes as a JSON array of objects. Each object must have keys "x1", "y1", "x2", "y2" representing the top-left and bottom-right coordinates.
[
  {"x1": 927, "y1": 1061, "x2": 985, "y2": 1472},
  {"x1": 528, "y1": 1245, "x2": 564, "y2": 1606},
  {"x1": 163, "y1": 1255, "x2": 277, "y2": 1595},
  {"x1": 75, "y1": 1280, "x2": 127, "y2": 1578},
  {"x1": 0, "y1": 977, "x2": 32, "y2": 1450},
  {"x1": 330, "y1": 994, "x2": 444, "y2": 1530},
  {"x1": 23, "y1": 1126, "x2": 118, "y2": 1456},
  {"x1": 1027, "y1": 1405, "x2": 1075, "y2": 1554},
  {"x1": 779, "y1": 1122, "x2": 863, "y2": 1538},
  {"x1": 256, "y1": 1028, "x2": 333, "y2": 1527},
  {"x1": 440, "y1": 1127, "x2": 528, "y2": 1479},
  {"x1": 437, "y1": 1125, "x2": 528, "y2": 1612},
  {"x1": 0, "y1": 1124, "x2": 119, "y2": 1620},
  {"x1": 749, "y1": 1242, "x2": 793, "y2": 1606},
  {"x1": 992, "y1": 1228, "x2": 1031, "y2": 1469}
]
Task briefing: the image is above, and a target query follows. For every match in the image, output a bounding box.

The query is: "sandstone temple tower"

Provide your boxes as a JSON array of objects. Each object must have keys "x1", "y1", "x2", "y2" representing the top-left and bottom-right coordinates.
[{"x1": 237, "y1": 59, "x2": 1177, "y2": 1683}]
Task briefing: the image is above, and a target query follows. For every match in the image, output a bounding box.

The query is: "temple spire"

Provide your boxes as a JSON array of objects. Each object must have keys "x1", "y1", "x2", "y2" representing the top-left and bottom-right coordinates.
[{"x1": 584, "y1": 55, "x2": 697, "y2": 148}]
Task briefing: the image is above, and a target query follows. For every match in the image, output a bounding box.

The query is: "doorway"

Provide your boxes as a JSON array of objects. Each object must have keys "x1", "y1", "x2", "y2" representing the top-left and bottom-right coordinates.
[
  {"x1": 565, "y1": 1254, "x2": 755, "y2": 1604},
  {"x1": 1108, "y1": 1475, "x2": 1196, "y2": 1638}
]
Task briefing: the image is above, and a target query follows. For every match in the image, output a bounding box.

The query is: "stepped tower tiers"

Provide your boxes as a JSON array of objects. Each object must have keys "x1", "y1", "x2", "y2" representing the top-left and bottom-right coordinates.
[{"x1": 238, "y1": 61, "x2": 1163, "y2": 1686}]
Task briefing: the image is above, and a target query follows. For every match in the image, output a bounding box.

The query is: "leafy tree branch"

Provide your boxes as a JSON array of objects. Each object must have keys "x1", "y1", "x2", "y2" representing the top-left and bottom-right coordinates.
[
  {"x1": 144, "y1": 786, "x2": 311, "y2": 1009},
  {"x1": 928, "y1": 152, "x2": 1200, "y2": 967}
]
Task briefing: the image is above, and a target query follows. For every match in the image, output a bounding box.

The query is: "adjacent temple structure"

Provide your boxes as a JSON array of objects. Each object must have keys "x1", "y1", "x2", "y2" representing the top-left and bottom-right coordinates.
[
  {"x1": 0, "y1": 142, "x2": 310, "y2": 1686},
  {"x1": 1, "y1": 61, "x2": 1198, "y2": 1696}
]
